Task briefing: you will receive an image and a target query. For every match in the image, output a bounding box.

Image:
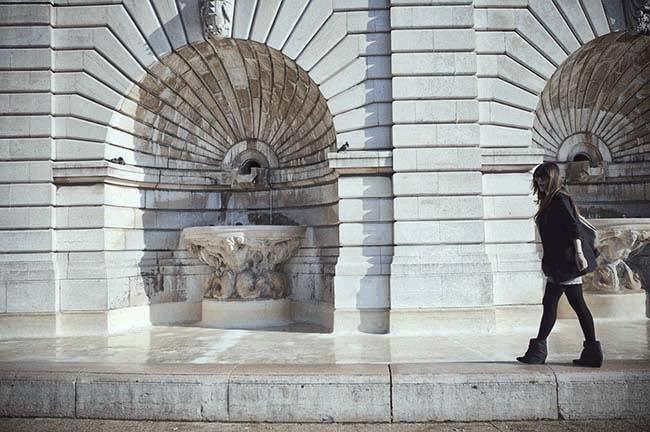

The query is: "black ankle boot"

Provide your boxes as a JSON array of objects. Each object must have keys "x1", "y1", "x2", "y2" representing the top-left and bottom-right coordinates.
[
  {"x1": 517, "y1": 338, "x2": 547, "y2": 364},
  {"x1": 573, "y1": 340, "x2": 603, "y2": 368}
]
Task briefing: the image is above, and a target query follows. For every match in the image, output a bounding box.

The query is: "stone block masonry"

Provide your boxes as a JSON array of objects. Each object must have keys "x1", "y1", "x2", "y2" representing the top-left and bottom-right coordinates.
[
  {"x1": 389, "y1": 1, "x2": 494, "y2": 332},
  {"x1": 1, "y1": 0, "x2": 643, "y2": 335},
  {"x1": 0, "y1": 3, "x2": 57, "y2": 316},
  {"x1": 1, "y1": 361, "x2": 648, "y2": 422}
]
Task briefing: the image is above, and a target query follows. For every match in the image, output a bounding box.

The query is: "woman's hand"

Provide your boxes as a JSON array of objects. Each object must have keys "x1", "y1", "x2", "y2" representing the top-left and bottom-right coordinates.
[
  {"x1": 574, "y1": 238, "x2": 588, "y2": 271},
  {"x1": 576, "y1": 253, "x2": 588, "y2": 271}
]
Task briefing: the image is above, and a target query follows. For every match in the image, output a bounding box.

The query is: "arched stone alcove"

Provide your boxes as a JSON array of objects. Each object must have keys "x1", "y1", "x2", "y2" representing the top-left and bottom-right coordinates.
[
  {"x1": 532, "y1": 31, "x2": 650, "y2": 302},
  {"x1": 532, "y1": 31, "x2": 650, "y2": 217},
  {"x1": 117, "y1": 38, "x2": 339, "y2": 329},
  {"x1": 532, "y1": 32, "x2": 650, "y2": 164},
  {"x1": 125, "y1": 38, "x2": 336, "y2": 182}
]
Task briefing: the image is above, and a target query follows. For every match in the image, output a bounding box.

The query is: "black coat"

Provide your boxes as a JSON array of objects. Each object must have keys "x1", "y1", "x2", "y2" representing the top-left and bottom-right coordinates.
[{"x1": 536, "y1": 192, "x2": 585, "y2": 282}]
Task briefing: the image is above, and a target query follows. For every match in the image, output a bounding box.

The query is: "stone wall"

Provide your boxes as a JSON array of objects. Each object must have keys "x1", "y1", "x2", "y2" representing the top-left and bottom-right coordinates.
[
  {"x1": 1, "y1": 0, "x2": 646, "y2": 336},
  {"x1": 0, "y1": 0, "x2": 391, "y2": 334},
  {"x1": 388, "y1": 1, "x2": 493, "y2": 333},
  {"x1": 0, "y1": 3, "x2": 56, "y2": 319}
]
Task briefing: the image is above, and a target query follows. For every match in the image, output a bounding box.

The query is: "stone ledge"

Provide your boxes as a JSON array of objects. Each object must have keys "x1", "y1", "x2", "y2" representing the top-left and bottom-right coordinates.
[
  {"x1": 52, "y1": 160, "x2": 221, "y2": 190},
  {"x1": 228, "y1": 364, "x2": 390, "y2": 422},
  {"x1": 554, "y1": 361, "x2": 650, "y2": 419},
  {"x1": 1, "y1": 361, "x2": 648, "y2": 422},
  {"x1": 52, "y1": 161, "x2": 338, "y2": 190},
  {"x1": 392, "y1": 363, "x2": 557, "y2": 421},
  {"x1": 328, "y1": 151, "x2": 393, "y2": 175},
  {"x1": 480, "y1": 147, "x2": 543, "y2": 173}
]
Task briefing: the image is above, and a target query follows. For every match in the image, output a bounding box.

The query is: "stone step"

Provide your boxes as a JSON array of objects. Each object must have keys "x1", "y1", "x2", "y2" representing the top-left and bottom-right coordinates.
[{"x1": 1, "y1": 361, "x2": 648, "y2": 422}]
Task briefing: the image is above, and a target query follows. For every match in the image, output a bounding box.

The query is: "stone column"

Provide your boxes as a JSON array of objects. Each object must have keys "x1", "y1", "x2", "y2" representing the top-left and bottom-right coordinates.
[
  {"x1": 0, "y1": 3, "x2": 58, "y2": 335},
  {"x1": 389, "y1": 1, "x2": 495, "y2": 333},
  {"x1": 330, "y1": 151, "x2": 393, "y2": 334}
]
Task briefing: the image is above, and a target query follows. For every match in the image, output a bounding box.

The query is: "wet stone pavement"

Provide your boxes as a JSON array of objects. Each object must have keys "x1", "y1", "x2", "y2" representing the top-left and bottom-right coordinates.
[
  {"x1": 0, "y1": 418, "x2": 649, "y2": 432},
  {"x1": 0, "y1": 319, "x2": 648, "y2": 365}
]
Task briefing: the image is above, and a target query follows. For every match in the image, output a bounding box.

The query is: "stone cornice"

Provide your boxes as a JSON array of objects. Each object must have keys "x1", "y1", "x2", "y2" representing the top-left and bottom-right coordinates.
[
  {"x1": 327, "y1": 151, "x2": 393, "y2": 176},
  {"x1": 52, "y1": 161, "x2": 338, "y2": 190},
  {"x1": 52, "y1": 160, "x2": 226, "y2": 190}
]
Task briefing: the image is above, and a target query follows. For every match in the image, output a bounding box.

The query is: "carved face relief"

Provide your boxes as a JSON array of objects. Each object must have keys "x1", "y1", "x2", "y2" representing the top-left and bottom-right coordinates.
[
  {"x1": 624, "y1": 0, "x2": 650, "y2": 34},
  {"x1": 201, "y1": 0, "x2": 235, "y2": 38}
]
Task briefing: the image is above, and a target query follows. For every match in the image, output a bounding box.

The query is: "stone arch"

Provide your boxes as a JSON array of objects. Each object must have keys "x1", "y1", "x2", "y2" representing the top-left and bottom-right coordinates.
[
  {"x1": 48, "y1": 1, "x2": 386, "y2": 167},
  {"x1": 532, "y1": 32, "x2": 650, "y2": 163},
  {"x1": 43, "y1": 0, "x2": 384, "y2": 331},
  {"x1": 126, "y1": 37, "x2": 337, "y2": 184},
  {"x1": 117, "y1": 37, "x2": 341, "y2": 327},
  {"x1": 474, "y1": 1, "x2": 637, "y2": 150}
]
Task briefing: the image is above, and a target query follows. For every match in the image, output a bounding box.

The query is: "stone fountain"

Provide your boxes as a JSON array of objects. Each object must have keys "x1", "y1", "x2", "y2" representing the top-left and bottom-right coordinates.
[
  {"x1": 559, "y1": 218, "x2": 650, "y2": 319},
  {"x1": 181, "y1": 147, "x2": 307, "y2": 328},
  {"x1": 584, "y1": 219, "x2": 650, "y2": 293},
  {"x1": 182, "y1": 225, "x2": 305, "y2": 328}
]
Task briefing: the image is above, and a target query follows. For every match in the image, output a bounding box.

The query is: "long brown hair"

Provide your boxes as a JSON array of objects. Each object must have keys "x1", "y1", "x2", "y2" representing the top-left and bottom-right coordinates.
[{"x1": 532, "y1": 162, "x2": 564, "y2": 222}]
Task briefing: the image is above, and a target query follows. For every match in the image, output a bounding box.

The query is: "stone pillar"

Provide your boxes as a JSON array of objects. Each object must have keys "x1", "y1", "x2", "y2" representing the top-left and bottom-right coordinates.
[
  {"x1": 0, "y1": 3, "x2": 58, "y2": 335},
  {"x1": 389, "y1": 2, "x2": 495, "y2": 334},
  {"x1": 330, "y1": 152, "x2": 393, "y2": 334}
]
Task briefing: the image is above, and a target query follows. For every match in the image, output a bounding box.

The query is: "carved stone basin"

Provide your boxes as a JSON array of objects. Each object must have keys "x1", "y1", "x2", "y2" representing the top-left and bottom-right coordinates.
[
  {"x1": 559, "y1": 218, "x2": 650, "y2": 320},
  {"x1": 585, "y1": 218, "x2": 650, "y2": 293},
  {"x1": 182, "y1": 225, "x2": 305, "y2": 300}
]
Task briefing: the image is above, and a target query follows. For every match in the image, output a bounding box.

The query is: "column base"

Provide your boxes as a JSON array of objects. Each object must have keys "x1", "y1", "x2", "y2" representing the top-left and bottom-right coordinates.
[
  {"x1": 388, "y1": 305, "x2": 544, "y2": 335},
  {"x1": 495, "y1": 304, "x2": 543, "y2": 332},
  {"x1": 333, "y1": 308, "x2": 389, "y2": 334}
]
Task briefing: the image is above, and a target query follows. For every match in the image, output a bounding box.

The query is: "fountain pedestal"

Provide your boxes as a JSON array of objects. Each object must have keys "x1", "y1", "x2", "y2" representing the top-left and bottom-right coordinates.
[
  {"x1": 182, "y1": 225, "x2": 305, "y2": 329},
  {"x1": 558, "y1": 219, "x2": 650, "y2": 319},
  {"x1": 201, "y1": 298, "x2": 291, "y2": 329}
]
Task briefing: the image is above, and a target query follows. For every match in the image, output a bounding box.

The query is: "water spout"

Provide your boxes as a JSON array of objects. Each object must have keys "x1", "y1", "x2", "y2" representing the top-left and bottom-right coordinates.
[{"x1": 267, "y1": 172, "x2": 273, "y2": 225}]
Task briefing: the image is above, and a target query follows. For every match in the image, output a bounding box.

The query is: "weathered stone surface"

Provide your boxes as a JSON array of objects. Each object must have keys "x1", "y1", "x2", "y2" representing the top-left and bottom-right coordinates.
[
  {"x1": 0, "y1": 372, "x2": 76, "y2": 418},
  {"x1": 392, "y1": 363, "x2": 557, "y2": 421},
  {"x1": 228, "y1": 364, "x2": 390, "y2": 422},
  {"x1": 554, "y1": 361, "x2": 650, "y2": 419},
  {"x1": 76, "y1": 373, "x2": 229, "y2": 421},
  {"x1": 182, "y1": 226, "x2": 305, "y2": 300}
]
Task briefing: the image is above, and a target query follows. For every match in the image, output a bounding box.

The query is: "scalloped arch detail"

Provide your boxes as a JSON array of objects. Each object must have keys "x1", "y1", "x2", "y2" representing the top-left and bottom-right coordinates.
[
  {"x1": 532, "y1": 32, "x2": 650, "y2": 163},
  {"x1": 128, "y1": 37, "x2": 336, "y2": 177}
]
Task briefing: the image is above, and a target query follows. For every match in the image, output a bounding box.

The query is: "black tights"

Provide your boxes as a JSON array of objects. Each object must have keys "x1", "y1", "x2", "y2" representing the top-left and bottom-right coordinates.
[{"x1": 536, "y1": 282, "x2": 596, "y2": 342}]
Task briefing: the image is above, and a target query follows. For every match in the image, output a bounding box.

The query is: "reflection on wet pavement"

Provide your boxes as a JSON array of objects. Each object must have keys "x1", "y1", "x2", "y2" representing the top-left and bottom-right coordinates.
[{"x1": 0, "y1": 319, "x2": 647, "y2": 365}]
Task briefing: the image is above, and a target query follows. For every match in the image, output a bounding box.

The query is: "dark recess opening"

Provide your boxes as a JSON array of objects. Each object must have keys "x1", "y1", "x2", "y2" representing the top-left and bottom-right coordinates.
[{"x1": 239, "y1": 160, "x2": 261, "y2": 175}]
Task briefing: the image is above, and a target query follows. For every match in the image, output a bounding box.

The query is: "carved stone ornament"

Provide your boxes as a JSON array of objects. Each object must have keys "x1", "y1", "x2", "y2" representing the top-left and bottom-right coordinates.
[
  {"x1": 625, "y1": 0, "x2": 650, "y2": 34},
  {"x1": 201, "y1": 0, "x2": 234, "y2": 38},
  {"x1": 182, "y1": 226, "x2": 305, "y2": 300},
  {"x1": 583, "y1": 220, "x2": 650, "y2": 293}
]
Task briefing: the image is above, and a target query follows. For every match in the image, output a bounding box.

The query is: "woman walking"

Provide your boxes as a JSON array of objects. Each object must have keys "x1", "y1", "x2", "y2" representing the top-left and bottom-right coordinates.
[{"x1": 517, "y1": 162, "x2": 603, "y2": 367}]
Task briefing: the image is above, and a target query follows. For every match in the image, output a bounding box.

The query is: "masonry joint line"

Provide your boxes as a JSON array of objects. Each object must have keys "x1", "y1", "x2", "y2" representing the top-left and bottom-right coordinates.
[{"x1": 388, "y1": 363, "x2": 394, "y2": 423}]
